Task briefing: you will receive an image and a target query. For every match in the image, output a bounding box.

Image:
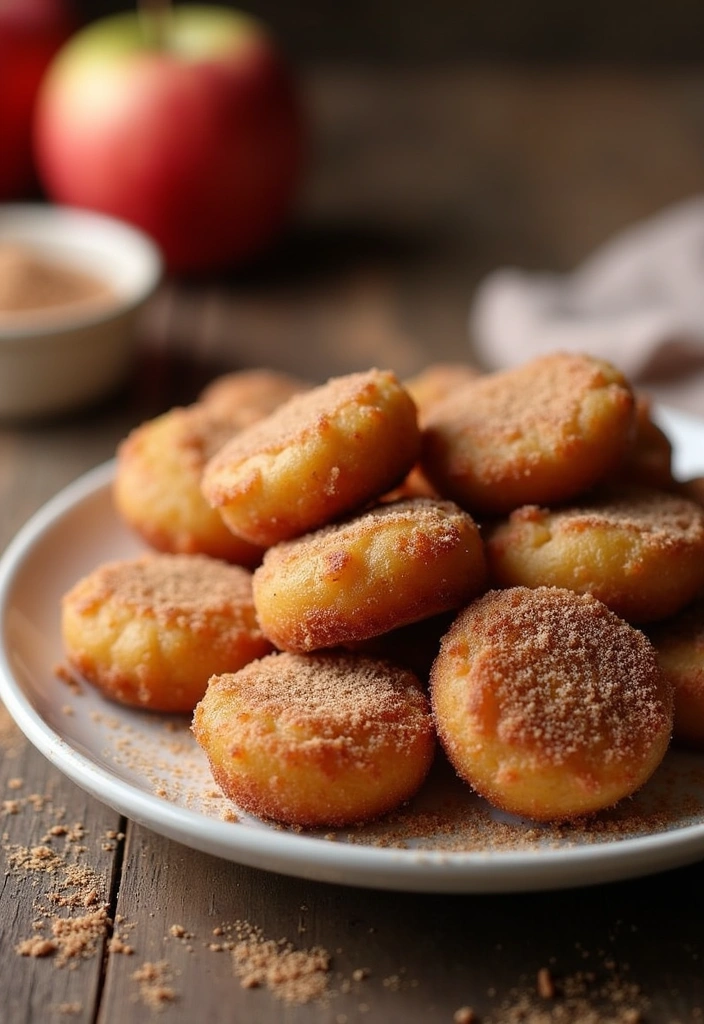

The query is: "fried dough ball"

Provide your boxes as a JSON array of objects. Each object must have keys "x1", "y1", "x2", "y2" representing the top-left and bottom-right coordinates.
[
  {"x1": 114, "y1": 404, "x2": 263, "y2": 566},
  {"x1": 404, "y1": 362, "x2": 482, "y2": 424},
  {"x1": 198, "y1": 368, "x2": 311, "y2": 425},
  {"x1": 192, "y1": 651, "x2": 436, "y2": 827},
  {"x1": 201, "y1": 368, "x2": 421, "y2": 547},
  {"x1": 618, "y1": 394, "x2": 675, "y2": 490},
  {"x1": 252, "y1": 498, "x2": 487, "y2": 652},
  {"x1": 431, "y1": 587, "x2": 673, "y2": 821},
  {"x1": 62, "y1": 554, "x2": 272, "y2": 713},
  {"x1": 421, "y1": 352, "x2": 635, "y2": 515},
  {"x1": 648, "y1": 599, "x2": 704, "y2": 748},
  {"x1": 485, "y1": 486, "x2": 704, "y2": 623}
]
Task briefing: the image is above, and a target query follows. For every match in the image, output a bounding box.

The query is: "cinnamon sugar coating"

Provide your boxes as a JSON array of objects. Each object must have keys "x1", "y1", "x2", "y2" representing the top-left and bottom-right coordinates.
[
  {"x1": 404, "y1": 362, "x2": 482, "y2": 426},
  {"x1": 252, "y1": 498, "x2": 487, "y2": 652},
  {"x1": 648, "y1": 598, "x2": 704, "y2": 748},
  {"x1": 62, "y1": 554, "x2": 272, "y2": 712},
  {"x1": 114, "y1": 404, "x2": 263, "y2": 566},
  {"x1": 198, "y1": 368, "x2": 312, "y2": 426},
  {"x1": 201, "y1": 368, "x2": 421, "y2": 547},
  {"x1": 431, "y1": 587, "x2": 673, "y2": 821},
  {"x1": 421, "y1": 352, "x2": 635, "y2": 516},
  {"x1": 192, "y1": 651, "x2": 436, "y2": 827},
  {"x1": 486, "y1": 485, "x2": 704, "y2": 623}
]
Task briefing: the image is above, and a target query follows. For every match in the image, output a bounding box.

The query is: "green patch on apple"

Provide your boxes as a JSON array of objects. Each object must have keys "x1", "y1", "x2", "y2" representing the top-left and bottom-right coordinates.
[{"x1": 34, "y1": 3, "x2": 306, "y2": 273}]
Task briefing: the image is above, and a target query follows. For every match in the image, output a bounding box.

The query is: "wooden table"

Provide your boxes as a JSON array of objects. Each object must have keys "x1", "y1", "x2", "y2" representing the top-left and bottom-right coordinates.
[{"x1": 3, "y1": 68, "x2": 704, "y2": 1023}]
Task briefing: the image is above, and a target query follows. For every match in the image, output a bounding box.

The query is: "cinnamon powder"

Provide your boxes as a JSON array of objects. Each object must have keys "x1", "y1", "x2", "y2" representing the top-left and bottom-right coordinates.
[{"x1": 0, "y1": 244, "x2": 114, "y2": 322}]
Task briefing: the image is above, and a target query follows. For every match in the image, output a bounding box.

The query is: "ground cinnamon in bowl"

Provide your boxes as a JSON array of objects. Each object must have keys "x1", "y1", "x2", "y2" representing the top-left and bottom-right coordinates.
[{"x1": 0, "y1": 244, "x2": 115, "y2": 324}]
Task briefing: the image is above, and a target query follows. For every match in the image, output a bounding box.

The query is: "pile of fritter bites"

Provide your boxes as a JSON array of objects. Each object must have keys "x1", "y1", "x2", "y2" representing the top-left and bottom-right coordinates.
[{"x1": 61, "y1": 356, "x2": 704, "y2": 827}]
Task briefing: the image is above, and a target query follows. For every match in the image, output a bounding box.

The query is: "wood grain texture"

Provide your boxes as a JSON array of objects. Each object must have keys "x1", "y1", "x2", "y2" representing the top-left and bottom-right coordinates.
[
  {"x1": 136, "y1": 68, "x2": 704, "y2": 387},
  {"x1": 0, "y1": 707, "x2": 124, "y2": 1024},
  {"x1": 97, "y1": 825, "x2": 704, "y2": 1023},
  {"x1": 1, "y1": 68, "x2": 704, "y2": 1022}
]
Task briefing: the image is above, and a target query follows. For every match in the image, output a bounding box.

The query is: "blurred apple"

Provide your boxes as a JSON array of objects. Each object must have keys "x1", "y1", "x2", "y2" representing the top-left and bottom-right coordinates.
[
  {"x1": 33, "y1": 4, "x2": 305, "y2": 272},
  {"x1": 0, "y1": 0, "x2": 75, "y2": 199}
]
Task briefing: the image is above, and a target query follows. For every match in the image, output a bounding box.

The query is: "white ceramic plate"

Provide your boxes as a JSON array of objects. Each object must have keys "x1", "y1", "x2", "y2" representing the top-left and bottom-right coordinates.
[{"x1": 2, "y1": 407, "x2": 704, "y2": 893}]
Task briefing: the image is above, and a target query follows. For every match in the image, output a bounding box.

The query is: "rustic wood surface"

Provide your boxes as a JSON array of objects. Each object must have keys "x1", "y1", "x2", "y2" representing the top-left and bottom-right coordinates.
[{"x1": 2, "y1": 68, "x2": 704, "y2": 1023}]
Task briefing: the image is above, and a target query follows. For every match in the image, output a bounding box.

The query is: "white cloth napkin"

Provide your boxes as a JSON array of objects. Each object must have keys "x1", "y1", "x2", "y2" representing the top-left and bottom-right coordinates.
[{"x1": 469, "y1": 195, "x2": 704, "y2": 416}]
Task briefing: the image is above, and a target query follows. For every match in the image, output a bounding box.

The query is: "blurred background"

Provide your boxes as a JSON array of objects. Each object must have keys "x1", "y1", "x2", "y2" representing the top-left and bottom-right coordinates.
[
  {"x1": 71, "y1": 0, "x2": 704, "y2": 64},
  {"x1": 5, "y1": 0, "x2": 704, "y2": 411}
]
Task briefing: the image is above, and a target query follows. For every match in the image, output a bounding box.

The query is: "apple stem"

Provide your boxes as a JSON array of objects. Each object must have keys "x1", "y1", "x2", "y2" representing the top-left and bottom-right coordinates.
[{"x1": 138, "y1": 0, "x2": 173, "y2": 50}]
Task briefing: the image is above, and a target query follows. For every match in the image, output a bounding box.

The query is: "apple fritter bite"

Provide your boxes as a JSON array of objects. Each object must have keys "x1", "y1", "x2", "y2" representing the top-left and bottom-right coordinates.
[
  {"x1": 62, "y1": 553, "x2": 272, "y2": 712},
  {"x1": 421, "y1": 352, "x2": 635, "y2": 515},
  {"x1": 198, "y1": 368, "x2": 311, "y2": 426},
  {"x1": 193, "y1": 651, "x2": 436, "y2": 827},
  {"x1": 201, "y1": 368, "x2": 421, "y2": 547},
  {"x1": 252, "y1": 498, "x2": 487, "y2": 652},
  {"x1": 114, "y1": 403, "x2": 263, "y2": 565},
  {"x1": 485, "y1": 485, "x2": 704, "y2": 623},
  {"x1": 431, "y1": 587, "x2": 673, "y2": 821}
]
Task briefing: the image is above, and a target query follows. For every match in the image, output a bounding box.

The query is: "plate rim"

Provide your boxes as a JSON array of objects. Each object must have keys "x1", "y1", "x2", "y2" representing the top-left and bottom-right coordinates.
[{"x1": 2, "y1": 413, "x2": 704, "y2": 893}]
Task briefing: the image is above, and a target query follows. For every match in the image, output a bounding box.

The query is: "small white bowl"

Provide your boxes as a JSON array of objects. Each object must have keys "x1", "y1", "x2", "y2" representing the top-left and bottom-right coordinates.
[{"x1": 0, "y1": 204, "x2": 163, "y2": 420}]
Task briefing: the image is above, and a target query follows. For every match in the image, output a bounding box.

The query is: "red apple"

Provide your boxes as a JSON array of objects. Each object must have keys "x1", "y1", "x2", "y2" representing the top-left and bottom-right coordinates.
[
  {"x1": 33, "y1": 5, "x2": 305, "y2": 273},
  {"x1": 0, "y1": 0, "x2": 75, "y2": 199}
]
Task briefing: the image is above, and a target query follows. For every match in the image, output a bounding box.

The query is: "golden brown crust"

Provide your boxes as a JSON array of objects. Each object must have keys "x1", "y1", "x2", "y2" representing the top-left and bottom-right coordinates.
[
  {"x1": 486, "y1": 485, "x2": 704, "y2": 623},
  {"x1": 648, "y1": 598, "x2": 704, "y2": 748},
  {"x1": 252, "y1": 498, "x2": 487, "y2": 652},
  {"x1": 62, "y1": 554, "x2": 272, "y2": 713},
  {"x1": 114, "y1": 404, "x2": 263, "y2": 566},
  {"x1": 201, "y1": 368, "x2": 421, "y2": 546},
  {"x1": 192, "y1": 651, "x2": 436, "y2": 827},
  {"x1": 404, "y1": 362, "x2": 482, "y2": 425},
  {"x1": 198, "y1": 368, "x2": 312, "y2": 425},
  {"x1": 430, "y1": 587, "x2": 673, "y2": 821},
  {"x1": 421, "y1": 352, "x2": 635, "y2": 515}
]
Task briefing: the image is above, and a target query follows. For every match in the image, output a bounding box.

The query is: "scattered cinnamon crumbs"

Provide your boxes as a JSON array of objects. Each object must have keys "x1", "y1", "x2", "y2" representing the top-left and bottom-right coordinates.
[
  {"x1": 483, "y1": 961, "x2": 649, "y2": 1024},
  {"x1": 54, "y1": 663, "x2": 82, "y2": 693},
  {"x1": 16, "y1": 936, "x2": 58, "y2": 958},
  {"x1": 231, "y1": 921, "x2": 331, "y2": 1004},
  {"x1": 108, "y1": 935, "x2": 134, "y2": 955},
  {"x1": 1, "y1": 788, "x2": 128, "y2": 975},
  {"x1": 132, "y1": 960, "x2": 177, "y2": 1009},
  {"x1": 7, "y1": 843, "x2": 64, "y2": 875},
  {"x1": 51, "y1": 907, "x2": 111, "y2": 967},
  {"x1": 15, "y1": 910, "x2": 111, "y2": 966}
]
